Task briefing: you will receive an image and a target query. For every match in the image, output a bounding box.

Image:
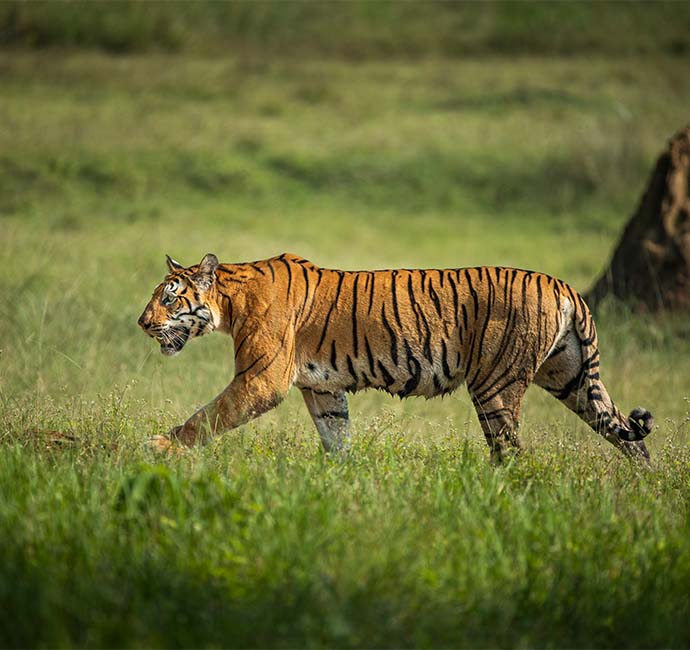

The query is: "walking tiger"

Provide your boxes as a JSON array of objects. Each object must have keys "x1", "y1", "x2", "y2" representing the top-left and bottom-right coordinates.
[{"x1": 138, "y1": 253, "x2": 653, "y2": 462}]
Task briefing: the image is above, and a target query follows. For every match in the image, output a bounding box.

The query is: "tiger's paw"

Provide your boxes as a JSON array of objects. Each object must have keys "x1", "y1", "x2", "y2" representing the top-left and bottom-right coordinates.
[{"x1": 147, "y1": 434, "x2": 186, "y2": 457}]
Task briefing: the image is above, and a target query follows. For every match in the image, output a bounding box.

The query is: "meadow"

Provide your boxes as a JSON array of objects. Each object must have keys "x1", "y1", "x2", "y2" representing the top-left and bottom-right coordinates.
[{"x1": 1, "y1": 39, "x2": 690, "y2": 647}]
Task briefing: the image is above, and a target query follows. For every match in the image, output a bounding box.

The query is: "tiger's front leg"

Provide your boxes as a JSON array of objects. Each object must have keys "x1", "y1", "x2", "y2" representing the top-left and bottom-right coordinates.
[
  {"x1": 167, "y1": 326, "x2": 295, "y2": 447},
  {"x1": 300, "y1": 389, "x2": 351, "y2": 453},
  {"x1": 167, "y1": 375, "x2": 286, "y2": 446}
]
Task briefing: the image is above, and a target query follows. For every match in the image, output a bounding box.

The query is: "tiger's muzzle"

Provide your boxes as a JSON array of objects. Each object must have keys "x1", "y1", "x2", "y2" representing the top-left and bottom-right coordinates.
[{"x1": 157, "y1": 327, "x2": 190, "y2": 357}]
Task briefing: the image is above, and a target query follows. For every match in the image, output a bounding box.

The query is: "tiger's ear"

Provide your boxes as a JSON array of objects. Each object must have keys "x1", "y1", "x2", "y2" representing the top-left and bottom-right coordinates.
[
  {"x1": 194, "y1": 253, "x2": 219, "y2": 290},
  {"x1": 166, "y1": 255, "x2": 184, "y2": 273}
]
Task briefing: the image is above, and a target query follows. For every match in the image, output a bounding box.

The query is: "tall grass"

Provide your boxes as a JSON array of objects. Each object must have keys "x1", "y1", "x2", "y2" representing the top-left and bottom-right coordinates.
[{"x1": 2, "y1": 397, "x2": 690, "y2": 648}]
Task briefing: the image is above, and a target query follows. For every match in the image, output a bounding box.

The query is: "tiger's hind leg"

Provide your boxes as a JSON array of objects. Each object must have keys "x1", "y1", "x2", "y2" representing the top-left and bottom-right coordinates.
[
  {"x1": 534, "y1": 327, "x2": 652, "y2": 461},
  {"x1": 471, "y1": 383, "x2": 528, "y2": 465},
  {"x1": 301, "y1": 389, "x2": 351, "y2": 453}
]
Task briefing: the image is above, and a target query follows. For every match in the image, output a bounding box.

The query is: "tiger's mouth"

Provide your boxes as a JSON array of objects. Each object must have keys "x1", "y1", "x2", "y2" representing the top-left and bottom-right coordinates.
[{"x1": 158, "y1": 328, "x2": 189, "y2": 357}]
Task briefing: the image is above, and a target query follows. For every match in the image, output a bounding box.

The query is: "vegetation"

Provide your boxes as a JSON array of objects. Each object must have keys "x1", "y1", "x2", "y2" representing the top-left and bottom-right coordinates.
[
  {"x1": 3, "y1": 417, "x2": 690, "y2": 648},
  {"x1": 1, "y1": 1, "x2": 689, "y2": 57},
  {"x1": 1, "y1": 10, "x2": 690, "y2": 646}
]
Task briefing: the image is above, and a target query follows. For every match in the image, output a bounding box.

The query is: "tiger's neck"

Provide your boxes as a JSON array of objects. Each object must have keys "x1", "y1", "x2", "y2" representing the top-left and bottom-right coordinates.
[{"x1": 212, "y1": 262, "x2": 266, "y2": 335}]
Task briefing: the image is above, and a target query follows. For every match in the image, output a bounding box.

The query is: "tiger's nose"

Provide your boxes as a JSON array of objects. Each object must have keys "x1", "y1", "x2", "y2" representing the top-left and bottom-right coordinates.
[{"x1": 138, "y1": 312, "x2": 151, "y2": 330}]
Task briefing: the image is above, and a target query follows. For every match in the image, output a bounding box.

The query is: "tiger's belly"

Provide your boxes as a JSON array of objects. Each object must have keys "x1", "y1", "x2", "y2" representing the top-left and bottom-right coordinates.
[{"x1": 294, "y1": 354, "x2": 465, "y2": 398}]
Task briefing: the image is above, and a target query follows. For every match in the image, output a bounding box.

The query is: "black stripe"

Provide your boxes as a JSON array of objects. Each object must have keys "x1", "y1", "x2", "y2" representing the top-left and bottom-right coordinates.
[
  {"x1": 380, "y1": 303, "x2": 398, "y2": 366},
  {"x1": 252, "y1": 344, "x2": 287, "y2": 379},
  {"x1": 235, "y1": 353, "x2": 267, "y2": 378},
  {"x1": 473, "y1": 362, "x2": 520, "y2": 405},
  {"x1": 587, "y1": 386, "x2": 602, "y2": 401},
  {"x1": 408, "y1": 274, "x2": 423, "y2": 336},
  {"x1": 565, "y1": 285, "x2": 579, "y2": 316},
  {"x1": 464, "y1": 331, "x2": 477, "y2": 389},
  {"x1": 317, "y1": 302, "x2": 337, "y2": 352},
  {"x1": 316, "y1": 272, "x2": 345, "y2": 352},
  {"x1": 391, "y1": 270, "x2": 403, "y2": 327},
  {"x1": 378, "y1": 361, "x2": 395, "y2": 387},
  {"x1": 547, "y1": 343, "x2": 567, "y2": 359},
  {"x1": 318, "y1": 410, "x2": 348, "y2": 420},
  {"x1": 364, "y1": 336, "x2": 376, "y2": 377},
  {"x1": 244, "y1": 319, "x2": 295, "y2": 379},
  {"x1": 218, "y1": 275, "x2": 245, "y2": 284},
  {"x1": 420, "y1": 307, "x2": 433, "y2": 364},
  {"x1": 277, "y1": 256, "x2": 293, "y2": 299},
  {"x1": 400, "y1": 339, "x2": 421, "y2": 397},
  {"x1": 330, "y1": 339, "x2": 338, "y2": 371},
  {"x1": 297, "y1": 263, "x2": 311, "y2": 320},
  {"x1": 521, "y1": 272, "x2": 530, "y2": 309},
  {"x1": 352, "y1": 273, "x2": 360, "y2": 354},
  {"x1": 302, "y1": 268, "x2": 323, "y2": 324},
  {"x1": 429, "y1": 279, "x2": 442, "y2": 318},
  {"x1": 441, "y1": 338, "x2": 453, "y2": 380},
  {"x1": 334, "y1": 271, "x2": 346, "y2": 304},
  {"x1": 346, "y1": 354, "x2": 358, "y2": 384},
  {"x1": 234, "y1": 331, "x2": 251, "y2": 356},
  {"x1": 464, "y1": 269, "x2": 479, "y2": 317},
  {"x1": 475, "y1": 406, "x2": 512, "y2": 423},
  {"x1": 179, "y1": 295, "x2": 193, "y2": 311},
  {"x1": 552, "y1": 364, "x2": 588, "y2": 400}
]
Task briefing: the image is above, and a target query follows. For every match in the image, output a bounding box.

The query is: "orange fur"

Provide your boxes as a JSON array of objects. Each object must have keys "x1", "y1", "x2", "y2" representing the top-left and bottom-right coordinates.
[{"x1": 138, "y1": 253, "x2": 653, "y2": 462}]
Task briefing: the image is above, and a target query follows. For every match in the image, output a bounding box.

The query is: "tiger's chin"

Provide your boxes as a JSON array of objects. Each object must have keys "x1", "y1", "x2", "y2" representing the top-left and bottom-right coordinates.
[{"x1": 159, "y1": 330, "x2": 189, "y2": 357}]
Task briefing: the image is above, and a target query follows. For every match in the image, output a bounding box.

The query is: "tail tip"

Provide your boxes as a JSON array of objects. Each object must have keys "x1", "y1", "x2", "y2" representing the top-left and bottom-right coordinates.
[{"x1": 628, "y1": 407, "x2": 654, "y2": 439}]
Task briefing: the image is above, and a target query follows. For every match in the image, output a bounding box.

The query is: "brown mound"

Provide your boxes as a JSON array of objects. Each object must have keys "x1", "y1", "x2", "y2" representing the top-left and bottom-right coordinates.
[{"x1": 586, "y1": 125, "x2": 690, "y2": 311}]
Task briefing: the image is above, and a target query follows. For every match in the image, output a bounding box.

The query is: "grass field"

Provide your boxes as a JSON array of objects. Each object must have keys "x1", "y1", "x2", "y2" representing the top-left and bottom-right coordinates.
[{"x1": 2, "y1": 44, "x2": 690, "y2": 647}]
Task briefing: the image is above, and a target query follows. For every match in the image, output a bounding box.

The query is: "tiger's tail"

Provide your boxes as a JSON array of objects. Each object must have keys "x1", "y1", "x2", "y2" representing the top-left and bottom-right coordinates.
[
  {"x1": 573, "y1": 297, "x2": 653, "y2": 444},
  {"x1": 620, "y1": 406, "x2": 654, "y2": 442}
]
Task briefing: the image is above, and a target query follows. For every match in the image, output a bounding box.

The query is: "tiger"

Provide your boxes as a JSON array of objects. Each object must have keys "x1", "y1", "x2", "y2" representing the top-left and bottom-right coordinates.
[{"x1": 137, "y1": 252, "x2": 653, "y2": 463}]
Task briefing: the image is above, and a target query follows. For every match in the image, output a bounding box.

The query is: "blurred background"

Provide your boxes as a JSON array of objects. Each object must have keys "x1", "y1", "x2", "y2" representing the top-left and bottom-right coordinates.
[
  {"x1": 2, "y1": 1, "x2": 689, "y2": 56},
  {"x1": 1, "y1": 0, "x2": 689, "y2": 438}
]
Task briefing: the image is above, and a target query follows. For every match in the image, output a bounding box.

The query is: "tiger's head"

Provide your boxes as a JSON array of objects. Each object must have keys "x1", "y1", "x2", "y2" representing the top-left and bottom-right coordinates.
[{"x1": 138, "y1": 253, "x2": 221, "y2": 357}]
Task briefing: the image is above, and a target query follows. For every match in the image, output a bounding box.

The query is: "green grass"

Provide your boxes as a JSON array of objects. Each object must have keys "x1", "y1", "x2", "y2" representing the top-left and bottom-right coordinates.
[
  {"x1": 1, "y1": 49, "x2": 690, "y2": 647},
  {"x1": 2, "y1": 1, "x2": 689, "y2": 57},
  {"x1": 3, "y1": 415, "x2": 690, "y2": 648}
]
